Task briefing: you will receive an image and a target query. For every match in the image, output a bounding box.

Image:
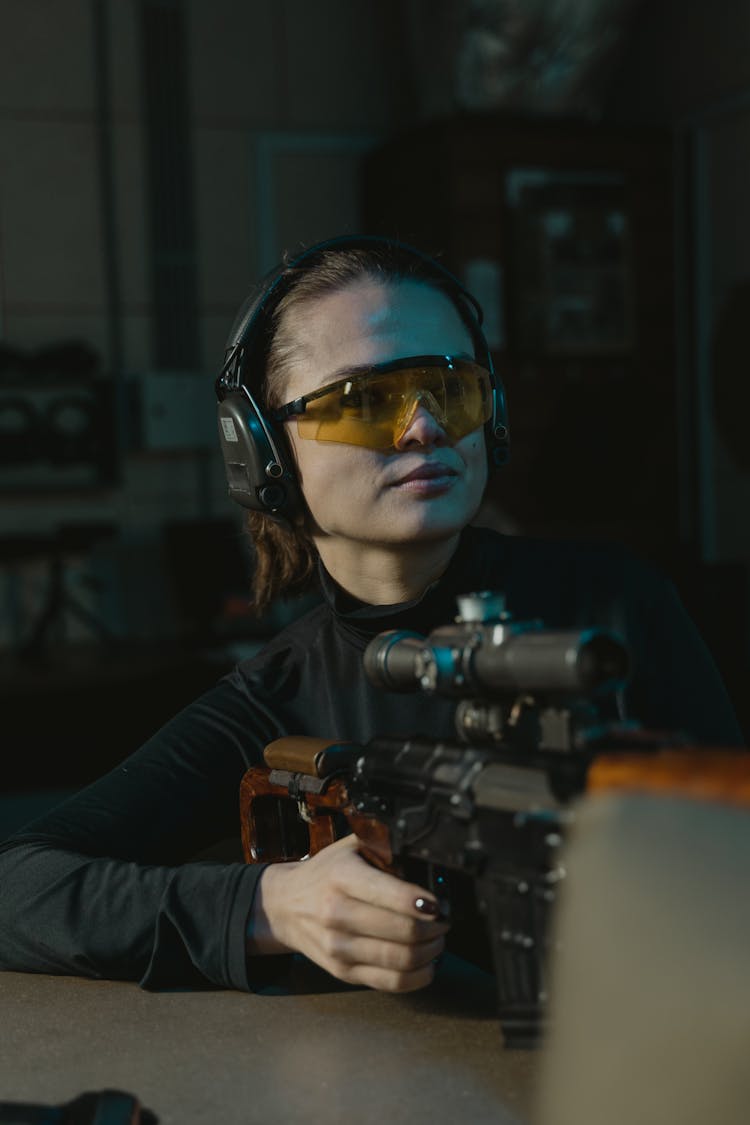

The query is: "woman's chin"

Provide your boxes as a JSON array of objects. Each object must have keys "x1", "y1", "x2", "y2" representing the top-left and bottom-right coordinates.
[
  {"x1": 310, "y1": 483, "x2": 485, "y2": 547},
  {"x1": 370, "y1": 496, "x2": 479, "y2": 544}
]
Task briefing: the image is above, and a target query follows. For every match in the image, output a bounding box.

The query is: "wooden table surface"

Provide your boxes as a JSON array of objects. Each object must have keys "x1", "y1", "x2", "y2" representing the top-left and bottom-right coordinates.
[{"x1": 0, "y1": 956, "x2": 539, "y2": 1125}]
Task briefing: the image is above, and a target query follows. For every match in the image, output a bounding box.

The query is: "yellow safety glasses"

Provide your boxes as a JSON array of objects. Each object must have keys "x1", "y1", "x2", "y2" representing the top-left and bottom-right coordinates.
[{"x1": 273, "y1": 355, "x2": 493, "y2": 450}]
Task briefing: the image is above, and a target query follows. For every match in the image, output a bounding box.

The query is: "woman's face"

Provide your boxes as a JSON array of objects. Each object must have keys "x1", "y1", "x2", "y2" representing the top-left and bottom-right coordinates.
[{"x1": 280, "y1": 277, "x2": 489, "y2": 547}]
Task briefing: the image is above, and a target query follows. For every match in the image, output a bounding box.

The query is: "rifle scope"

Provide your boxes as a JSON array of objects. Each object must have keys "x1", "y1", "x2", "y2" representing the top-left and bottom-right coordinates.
[{"x1": 363, "y1": 593, "x2": 629, "y2": 700}]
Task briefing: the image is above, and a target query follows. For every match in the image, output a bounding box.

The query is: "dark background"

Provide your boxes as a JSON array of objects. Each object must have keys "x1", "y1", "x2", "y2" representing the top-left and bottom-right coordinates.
[{"x1": 1, "y1": 0, "x2": 749, "y2": 834}]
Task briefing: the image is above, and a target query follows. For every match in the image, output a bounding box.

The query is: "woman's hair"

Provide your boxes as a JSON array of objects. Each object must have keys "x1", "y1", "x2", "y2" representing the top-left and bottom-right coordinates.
[{"x1": 245, "y1": 244, "x2": 474, "y2": 615}]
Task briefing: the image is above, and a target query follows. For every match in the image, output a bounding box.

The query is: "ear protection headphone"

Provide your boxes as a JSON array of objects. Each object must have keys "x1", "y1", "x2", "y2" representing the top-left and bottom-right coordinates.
[{"x1": 215, "y1": 234, "x2": 510, "y2": 524}]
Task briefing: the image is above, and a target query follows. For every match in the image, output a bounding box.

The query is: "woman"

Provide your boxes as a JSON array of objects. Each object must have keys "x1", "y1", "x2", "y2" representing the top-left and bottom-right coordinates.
[{"x1": 0, "y1": 236, "x2": 741, "y2": 994}]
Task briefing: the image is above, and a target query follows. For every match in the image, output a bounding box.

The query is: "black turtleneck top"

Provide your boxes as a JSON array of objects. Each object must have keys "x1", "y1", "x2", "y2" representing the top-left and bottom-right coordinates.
[{"x1": 0, "y1": 527, "x2": 741, "y2": 990}]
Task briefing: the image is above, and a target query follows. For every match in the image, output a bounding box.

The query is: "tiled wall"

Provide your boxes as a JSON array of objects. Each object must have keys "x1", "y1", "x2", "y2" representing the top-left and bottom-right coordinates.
[
  {"x1": 0, "y1": 0, "x2": 409, "y2": 642},
  {"x1": 0, "y1": 0, "x2": 407, "y2": 365}
]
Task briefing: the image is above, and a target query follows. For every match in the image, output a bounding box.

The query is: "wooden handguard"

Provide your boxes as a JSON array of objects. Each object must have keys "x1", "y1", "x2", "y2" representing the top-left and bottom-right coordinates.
[{"x1": 240, "y1": 736, "x2": 392, "y2": 869}]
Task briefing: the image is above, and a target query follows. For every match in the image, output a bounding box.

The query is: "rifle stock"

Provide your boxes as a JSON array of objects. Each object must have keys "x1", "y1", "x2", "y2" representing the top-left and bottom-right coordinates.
[{"x1": 240, "y1": 739, "x2": 393, "y2": 869}]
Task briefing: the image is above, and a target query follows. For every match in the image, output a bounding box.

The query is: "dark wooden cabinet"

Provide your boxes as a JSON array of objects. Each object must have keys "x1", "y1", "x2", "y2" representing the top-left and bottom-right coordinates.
[{"x1": 363, "y1": 113, "x2": 678, "y2": 565}]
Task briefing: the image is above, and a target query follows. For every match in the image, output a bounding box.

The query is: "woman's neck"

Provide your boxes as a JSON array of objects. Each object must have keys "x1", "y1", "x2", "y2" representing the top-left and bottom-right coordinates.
[{"x1": 314, "y1": 532, "x2": 461, "y2": 606}]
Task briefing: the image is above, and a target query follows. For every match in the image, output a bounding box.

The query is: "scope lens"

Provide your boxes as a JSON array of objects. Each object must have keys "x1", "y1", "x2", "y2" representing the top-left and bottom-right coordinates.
[{"x1": 363, "y1": 630, "x2": 425, "y2": 691}]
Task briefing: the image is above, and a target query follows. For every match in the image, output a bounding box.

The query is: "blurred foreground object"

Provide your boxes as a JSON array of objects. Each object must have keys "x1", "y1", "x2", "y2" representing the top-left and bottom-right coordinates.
[
  {"x1": 536, "y1": 792, "x2": 750, "y2": 1124},
  {"x1": 0, "y1": 1089, "x2": 155, "y2": 1124}
]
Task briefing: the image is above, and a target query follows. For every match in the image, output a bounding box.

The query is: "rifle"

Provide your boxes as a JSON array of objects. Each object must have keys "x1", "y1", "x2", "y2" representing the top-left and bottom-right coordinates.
[{"x1": 239, "y1": 591, "x2": 749, "y2": 1047}]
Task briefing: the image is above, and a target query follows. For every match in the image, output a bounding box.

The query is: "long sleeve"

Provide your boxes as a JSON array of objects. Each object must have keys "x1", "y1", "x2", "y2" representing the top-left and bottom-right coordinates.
[{"x1": 0, "y1": 675, "x2": 278, "y2": 990}]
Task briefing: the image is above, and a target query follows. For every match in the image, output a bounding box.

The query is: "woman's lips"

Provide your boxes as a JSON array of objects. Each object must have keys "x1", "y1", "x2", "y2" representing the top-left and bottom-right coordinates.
[{"x1": 389, "y1": 464, "x2": 459, "y2": 494}]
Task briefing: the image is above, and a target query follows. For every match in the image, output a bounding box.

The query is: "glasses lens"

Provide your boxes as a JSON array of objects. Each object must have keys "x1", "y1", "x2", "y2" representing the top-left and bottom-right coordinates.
[{"x1": 295, "y1": 359, "x2": 492, "y2": 449}]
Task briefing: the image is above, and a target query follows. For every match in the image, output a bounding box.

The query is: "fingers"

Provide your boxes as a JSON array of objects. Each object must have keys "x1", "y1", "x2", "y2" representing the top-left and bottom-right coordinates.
[
  {"x1": 346, "y1": 962, "x2": 438, "y2": 993},
  {"x1": 318, "y1": 892, "x2": 448, "y2": 944},
  {"x1": 323, "y1": 835, "x2": 444, "y2": 923},
  {"x1": 255, "y1": 833, "x2": 449, "y2": 993},
  {"x1": 327, "y1": 930, "x2": 445, "y2": 974},
  {"x1": 317, "y1": 932, "x2": 446, "y2": 993}
]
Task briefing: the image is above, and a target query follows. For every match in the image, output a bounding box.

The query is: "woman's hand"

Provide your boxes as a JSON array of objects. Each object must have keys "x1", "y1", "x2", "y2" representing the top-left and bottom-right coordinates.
[{"x1": 246, "y1": 835, "x2": 449, "y2": 992}]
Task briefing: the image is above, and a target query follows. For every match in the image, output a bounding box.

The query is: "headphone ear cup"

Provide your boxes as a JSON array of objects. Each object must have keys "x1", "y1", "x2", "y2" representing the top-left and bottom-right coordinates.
[
  {"x1": 487, "y1": 378, "x2": 510, "y2": 469},
  {"x1": 217, "y1": 390, "x2": 302, "y2": 522}
]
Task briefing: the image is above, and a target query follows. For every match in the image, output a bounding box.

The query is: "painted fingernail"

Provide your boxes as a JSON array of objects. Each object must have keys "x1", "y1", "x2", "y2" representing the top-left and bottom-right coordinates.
[{"x1": 414, "y1": 897, "x2": 439, "y2": 916}]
